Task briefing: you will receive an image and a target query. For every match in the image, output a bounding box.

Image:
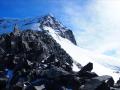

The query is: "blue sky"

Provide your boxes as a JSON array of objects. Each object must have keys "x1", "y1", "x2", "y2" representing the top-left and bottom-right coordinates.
[
  {"x1": 1, "y1": 0, "x2": 120, "y2": 58},
  {"x1": 0, "y1": 0, "x2": 90, "y2": 18},
  {"x1": 0, "y1": 0, "x2": 61, "y2": 18}
]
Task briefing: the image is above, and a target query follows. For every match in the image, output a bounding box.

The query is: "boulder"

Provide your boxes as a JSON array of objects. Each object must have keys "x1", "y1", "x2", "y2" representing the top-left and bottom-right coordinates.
[
  {"x1": 80, "y1": 79, "x2": 109, "y2": 90},
  {"x1": 79, "y1": 62, "x2": 93, "y2": 74},
  {"x1": 80, "y1": 75, "x2": 114, "y2": 90},
  {"x1": 37, "y1": 65, "x2": 69, "y2": 79},
  {"x1": 94, "y1": 75, "x2": 114, "y2": 87},
  {"x1": 79, "y1": 71, "x2": 98, "y2": 79}
]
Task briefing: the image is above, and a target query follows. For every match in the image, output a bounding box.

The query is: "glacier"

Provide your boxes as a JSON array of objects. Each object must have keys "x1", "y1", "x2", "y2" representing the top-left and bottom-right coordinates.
[{"x1": 43, "y1": 26, "x2": 120, "y2": 82}]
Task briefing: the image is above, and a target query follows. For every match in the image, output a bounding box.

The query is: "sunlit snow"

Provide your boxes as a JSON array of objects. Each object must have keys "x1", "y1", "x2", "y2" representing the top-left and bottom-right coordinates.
[{"x1": 43, "y1": 26, "x2": 120, "y2": 82}]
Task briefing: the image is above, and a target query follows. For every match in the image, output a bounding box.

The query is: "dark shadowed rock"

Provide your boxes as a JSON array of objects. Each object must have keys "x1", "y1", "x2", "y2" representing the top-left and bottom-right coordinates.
[
  {"x1": 78, "y1": 62, "x2": 93, "y2": 75},
  {"x1": 79, "y1": 71, "x2": 98, "y2": 79},
  {"x1": 93, "y1": 75, "x2": 114, "y2": 87},
  {"x1": 0, "y1": 29, "x2": 76, "y2": 90},
  {"x1": 0, "y1": 77, "x2": 8, "y2": 90},
  {"x1": 82, "y1": 62, "x2": 93, "y2": 72},
  {"x1": 25, "y1": 85, "x2": 37, "y2": 90},
  {"x1": 80, "y1": 75, "x2": 113, "y2": 90},
  {"x1": 64, "y1": 29, "x2": 77, "y2": 45},
  {"x1": 39, "y1": 65, "x2": 70, "y2": 78},
  {"x1": 80, "y1": 78, "x2": 110, "y2": 90},
  {"x1": 12, "y1": 85, "x2": 23, "y2": 90}
]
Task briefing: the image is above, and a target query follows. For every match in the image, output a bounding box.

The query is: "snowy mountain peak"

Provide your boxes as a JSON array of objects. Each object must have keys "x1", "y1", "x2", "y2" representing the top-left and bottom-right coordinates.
[
  {"x1": 0, "y1": 14, "x2": 77, "y2": 45},
  {"x1": 40, "y1": 14, "x2": 77, "y2": 45},
  {"x1": 40, "y1": 14, "x2": 64, "y2": 30}
]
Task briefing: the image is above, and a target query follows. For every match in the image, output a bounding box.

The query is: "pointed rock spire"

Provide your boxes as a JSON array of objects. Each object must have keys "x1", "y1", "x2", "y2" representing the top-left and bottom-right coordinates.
[{"x1": 13, "y1": 24, "x2": 20, "y2": 36}]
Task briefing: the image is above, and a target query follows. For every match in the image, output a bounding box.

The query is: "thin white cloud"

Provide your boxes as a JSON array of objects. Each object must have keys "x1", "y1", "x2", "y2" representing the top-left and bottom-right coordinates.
[{"x1": 61, "y1": 0, "x2": 120, "y2": 58}]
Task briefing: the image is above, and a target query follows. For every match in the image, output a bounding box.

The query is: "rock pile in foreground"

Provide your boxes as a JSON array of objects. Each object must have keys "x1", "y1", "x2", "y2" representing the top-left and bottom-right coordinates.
[{"x1": 0, "y1": 30, "x2": 120, "y2": 90}]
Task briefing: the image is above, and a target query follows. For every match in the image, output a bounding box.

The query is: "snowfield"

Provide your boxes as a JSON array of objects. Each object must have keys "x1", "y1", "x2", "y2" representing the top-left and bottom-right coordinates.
[{"x1": 43, "y1": 26, "x2": 120, "y2": 82}]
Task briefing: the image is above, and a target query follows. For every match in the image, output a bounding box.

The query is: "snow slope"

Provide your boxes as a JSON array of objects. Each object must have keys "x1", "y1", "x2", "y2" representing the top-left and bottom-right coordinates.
[{"x1": 43, "y1": 26, "x2": 120, "y2": 82}]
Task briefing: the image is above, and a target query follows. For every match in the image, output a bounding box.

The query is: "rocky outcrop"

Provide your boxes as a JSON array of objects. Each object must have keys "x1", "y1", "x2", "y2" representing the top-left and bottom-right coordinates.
[{"x1": 0, "y1": 29, "x2": 119, "y2": 90}]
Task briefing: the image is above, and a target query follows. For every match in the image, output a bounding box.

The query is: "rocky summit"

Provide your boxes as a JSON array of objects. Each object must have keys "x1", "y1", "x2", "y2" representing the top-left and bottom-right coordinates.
[{"x1": 0, "y1": 15, "x2": 120, "y2": 90}]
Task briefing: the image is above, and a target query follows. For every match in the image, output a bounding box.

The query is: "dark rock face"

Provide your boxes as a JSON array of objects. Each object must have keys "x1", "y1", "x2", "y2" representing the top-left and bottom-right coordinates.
[
  {"x1": 0, "y1": 30, "x2": 73, "y2": 71},
  {"x1": 64, "y1": 30, "x2": 77, "y2": 45},
  {"x1": 0, "y1": 30, "x2": 75, "y2": 90},
  {"x1": 80, "y1": 75, "x2": 114, "y2": 90},
  {"x1": 80, "y1": 80, "x2": 110, "y2": 90}
]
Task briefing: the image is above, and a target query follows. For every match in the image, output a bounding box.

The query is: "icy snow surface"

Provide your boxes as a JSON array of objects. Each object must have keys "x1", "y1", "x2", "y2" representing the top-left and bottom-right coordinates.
[{"x1": 43, "y1": 26, "x2": 120, "y2": 82}]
